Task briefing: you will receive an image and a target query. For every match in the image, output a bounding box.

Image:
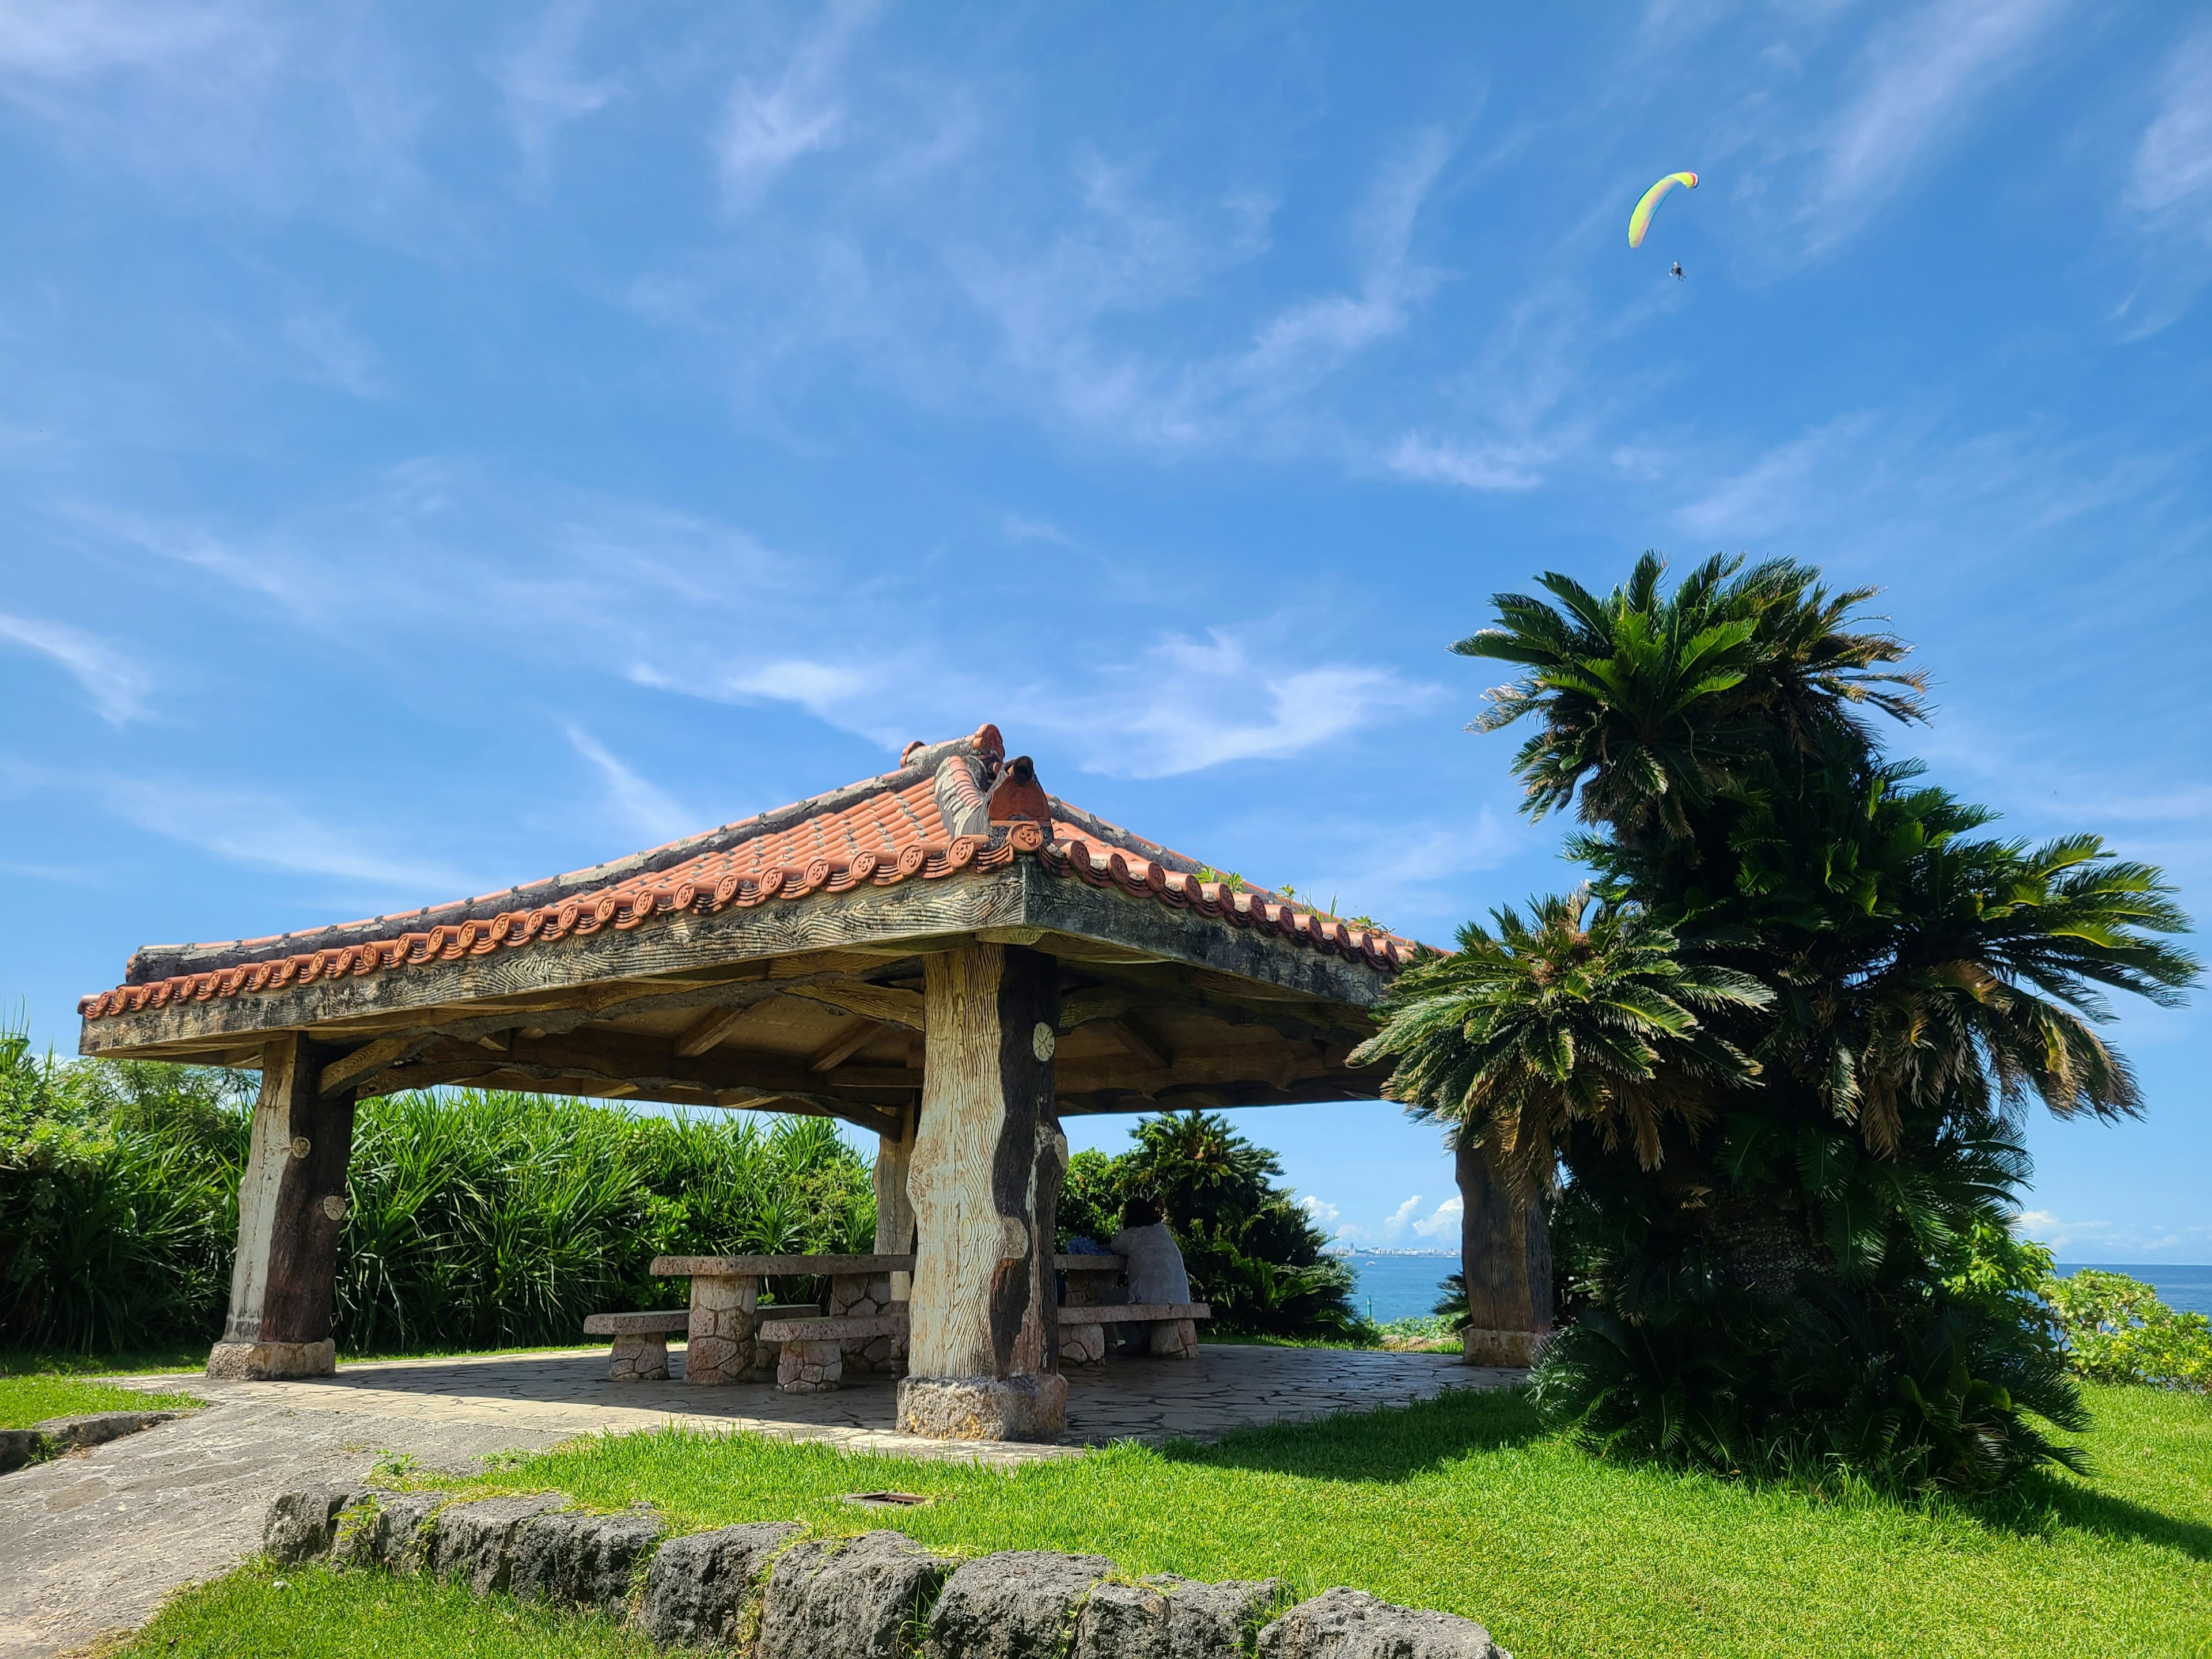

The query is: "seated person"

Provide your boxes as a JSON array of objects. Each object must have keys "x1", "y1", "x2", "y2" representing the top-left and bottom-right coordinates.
[{"x1": 1107, "y1": 1196, "x2": 1191, "y2": 1355}]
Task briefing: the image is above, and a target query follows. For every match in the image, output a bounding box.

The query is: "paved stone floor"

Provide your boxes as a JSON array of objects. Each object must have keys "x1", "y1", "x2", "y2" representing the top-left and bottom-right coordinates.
[{"x1": 0, "y1": 1343, "x2": 1516, "y2": 1658}]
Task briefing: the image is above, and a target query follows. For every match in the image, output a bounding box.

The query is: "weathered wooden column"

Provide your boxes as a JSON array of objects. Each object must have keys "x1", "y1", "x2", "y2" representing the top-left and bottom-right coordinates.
[
  {"x1": 896, "y1": 942, "x2": 1067, "y2": 1440},
  {"x1": 1456, "y1": 1136, "x2": 1552, "y2": 1368},
  {"x1": 206, "y1": 1034, "x2": 357, "y2": 1380},
  {"x1": 874, "y1": 1100, "x2": 918, "y2": 1303}
]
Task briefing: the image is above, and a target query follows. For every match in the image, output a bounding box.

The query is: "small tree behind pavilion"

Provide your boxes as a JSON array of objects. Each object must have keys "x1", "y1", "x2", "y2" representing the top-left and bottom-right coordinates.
[
  {"x1": 1060, "y1": 1109, "x2": 1365, "y2": 1340},
  {"x1": 1355, "y1": 552, "x2": 2198, "y2": 1492}
]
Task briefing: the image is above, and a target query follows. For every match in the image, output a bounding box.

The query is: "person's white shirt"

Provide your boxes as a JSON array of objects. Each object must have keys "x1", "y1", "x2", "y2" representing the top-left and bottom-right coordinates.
[{"x1": 1107, "y1": 1220, "x2": 1191, "y2": 1305}]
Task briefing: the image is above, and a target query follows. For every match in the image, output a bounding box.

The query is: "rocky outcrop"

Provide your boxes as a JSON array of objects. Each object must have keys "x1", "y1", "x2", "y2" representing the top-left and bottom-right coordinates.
[
  {"x1": 0, "y1": 1408, "x2": 185, "y2": 1473},
  {"x1": 511, "y1": 1508, "x2": 666, "y2": 1611},
  {"x1": 263, "y1": 1484, "x2": 368, "y2": 1565},
  {"x1": 1073, "y1": 1575, "x2": 1283, "y2": 1659},
  {"x1": 757, "y1": 1530, "x2": 952, "y2": 1659},
  {"x1": 429, "y1": 1494, "x2": 569, "y2": 1594},
  {"x1": 925, "y1": 1551, "x2": 1116, "y2": 1659},
  {"x1": 263, "y1": 1490, "x2": 1508, "y2": 1659},
  {"x1": 331, "y1": 1491, "x2": 448, "y2": 1573},
  {"x1": 638, "y1": 1521, "x2": 802, "y2": 1650},
  {"x1": 1257, "y1": 1588, "x2": 1509, "y2": 1659}
]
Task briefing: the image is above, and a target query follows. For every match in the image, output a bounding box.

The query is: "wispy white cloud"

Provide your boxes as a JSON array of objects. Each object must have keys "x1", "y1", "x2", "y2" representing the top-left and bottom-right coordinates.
[
  {"x1": 565, "y1": 723, "x2": 695, "y2": 846},
  {"x1": 1674, "y1": 412, "x2": 1879, "y2": 538},
  {"x1": 281, "y1": 308, "x2": 383, "y2": 397},
  {"x1": 0, "y1": 611, "x2": 149, "y2": 724},
  {"x1": 0, "y1": 0, "x2": 263, "y2": 83},
  {"x1": 73, "y1": 771, "x2": 472, "y2": 893},
  {"x1": 715, "y1": 0, "x2": 876, "y2": 206},
  {"x1": 1386, "y1": 432, "x2": 1550, "y2": 492},
  {"x1": 1796, "y1": 0, "x2": 2068, "y2": 256},
  {"x1": 2124, "y1": 28, "x2": 2212, "y2": 224},
  {"x1": 1052, "y1": 627, "x2": 1440, "y2": 779},
  {"x1": 2111, "y1": 26, "x2": 2212, "y2": 338},
  {"x1": 62, "y1": 500, "x2": 315, "y2": 608},
  {"x1": 1226, "y1": 129, "x2": 1448, "y2": 403},
  {"x1": 495, "y1": 0, "x2": 620, "y2": 191},
  {"x1": 1002, "y1": 513, "x2": 1073, "y2": 547}
]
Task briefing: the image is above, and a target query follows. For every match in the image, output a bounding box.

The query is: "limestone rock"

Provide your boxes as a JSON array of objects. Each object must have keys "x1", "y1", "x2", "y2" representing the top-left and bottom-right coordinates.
[
  {"x1": 926, "y1": 1551, "x2": 1116, "y2": 1659},
  {"x1": 510, "y1": 1508, "x2": 664, "y2": 1611},
  {"x1": 759, "y1": 1530, "x2": 952, "y2": 1659},
  {"x1": 0, "y1": 1428, "x2": 48, "y2": 1474},
  {"x1": 32, "y1": 1410, "x2": 179, "y2": 1450},
  {"x1": 896, "y1": 1375, "x2": 1067, "y2": 1442},
  {"x1": 263, "y1": 1484, "x2": 368, "y2": 1565},
  {"x1": 205, "y1": 1339, "x2": 335, "y2": 1380},
  {"x1": 638, "y1": 1520, "x2": 802, "y2": 1650},
  {"x1": 331, "y1": 1491, "x2": 448, "y2": 1573},
  {"x1": 1073, "y1": 1576, "x2": 1283, "y2": 1659},
  {"x1": 429, "y1": 1493, "x2": 569, "y2": 1594},
  {"x1": 1256, "y1": 1589, "x2": 1508, "y2": 1659}
]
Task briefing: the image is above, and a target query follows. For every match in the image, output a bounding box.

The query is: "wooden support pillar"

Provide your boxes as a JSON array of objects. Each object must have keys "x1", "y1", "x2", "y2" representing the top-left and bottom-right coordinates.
[
  {"x1": 896, "y1": 942, "x2": 1067, "y2": 1441},
  {"x1": 1456, "y1": 1136, "x2": 1552, "y2": 1369},
  {"x1": 874, "y1": 1100, "x2": 918, "y2": 1304},
  {"x1": 207, "y1": 1034, "x2": 357, "y2": 1380}
]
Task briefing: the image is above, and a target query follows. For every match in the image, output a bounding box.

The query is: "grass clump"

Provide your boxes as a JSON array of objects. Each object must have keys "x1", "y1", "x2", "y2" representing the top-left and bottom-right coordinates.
[
  {"x1": 0, "y1": 1372, "x2": 200, "y2": 1430},
  {"x1": 113, "y1": 1558, "x2": 658, "y2": 1658}
]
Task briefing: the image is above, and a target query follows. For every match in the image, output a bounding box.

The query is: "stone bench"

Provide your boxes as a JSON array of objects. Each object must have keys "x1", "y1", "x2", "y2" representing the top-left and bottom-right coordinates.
[
  {"x1": 756, "y1": 1313, "x2": 909, "y2": 1393},
  {"x1": 1058, "y1": 1302, "x2": 1211, "y2": 1363},
  {"x1": 653, "y1": 1253, "x2": 913, "y2": 1384},
  {"x1": 584, "y1": 1305, "x2": 821, "y2": 1382}
]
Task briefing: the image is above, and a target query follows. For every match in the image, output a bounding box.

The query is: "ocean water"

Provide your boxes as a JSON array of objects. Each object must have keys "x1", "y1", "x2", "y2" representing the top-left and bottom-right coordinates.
[
  {"x1": 1340, "y1": 1255, "x2": 2212, "y2": 1324},
  {"x1": 1339, "y1": 1253, "x2": 1459, "y2": 1324}
]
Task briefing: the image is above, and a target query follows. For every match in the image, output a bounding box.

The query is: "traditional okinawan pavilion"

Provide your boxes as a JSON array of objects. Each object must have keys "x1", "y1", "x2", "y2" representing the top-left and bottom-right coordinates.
[{"x1": 77, "y1": 724, "x2": 1552, "y2": 1441}]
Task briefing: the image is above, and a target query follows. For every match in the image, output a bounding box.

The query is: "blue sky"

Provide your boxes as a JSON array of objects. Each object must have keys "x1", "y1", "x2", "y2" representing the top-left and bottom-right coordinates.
[{"x1": 2, "y1": 2, "x2": 2206, "y2": 1261}]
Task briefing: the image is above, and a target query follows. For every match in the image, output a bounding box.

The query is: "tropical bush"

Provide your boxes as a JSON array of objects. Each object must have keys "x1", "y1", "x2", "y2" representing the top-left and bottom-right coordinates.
[
  {"x1": 1, "y1": 1034, "x2": 872, "y2": 1355},
  {"x1": 1057, "y1": 1109, "x2": 1367, "y2": 1339},
  {"x1": 0, "y1": 1038, "x2": 247, "y2": 1353},
  {"x1": 2045, "y1": 1270, "x2": 2212, "y2": 1394},
  {"x1": 1357, "y1": 552, "x2": 2198, "y2": 1493}
]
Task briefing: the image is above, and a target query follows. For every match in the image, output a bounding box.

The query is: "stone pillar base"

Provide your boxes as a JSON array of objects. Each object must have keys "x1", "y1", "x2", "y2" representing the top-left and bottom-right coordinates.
[
  {"x1": 896, "y1": 1373, "x2": 1067, "y2": 1441},
  {"x1": 1058, "y1": 1325, "x2": 1107, "y2": 1367},
  {"x1": 778, "y1": 1339, "x2": 844, "y2": 1393},
  {"x1": 608, "y1": 1335, "x2": 669, "y2": 1382},
  {"x1": 207, "y1": 1339, "x2": 336, "y2": 1380},
  {"x1": 686, "y1": 1273, "x2": 757, "y2": 1385},
  {"x1": 1147, "y1": 1319, "x2": 1199, "y2": 1359},
  {"x1": 1461, "y1": 1327, "x2": 1548, "y2": 1368}
]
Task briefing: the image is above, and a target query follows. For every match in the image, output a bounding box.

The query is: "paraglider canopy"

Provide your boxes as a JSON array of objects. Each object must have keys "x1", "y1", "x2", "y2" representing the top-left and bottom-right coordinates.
[{"x1": 1628, "y1": 172, "x2": 1698, "y2": 248}]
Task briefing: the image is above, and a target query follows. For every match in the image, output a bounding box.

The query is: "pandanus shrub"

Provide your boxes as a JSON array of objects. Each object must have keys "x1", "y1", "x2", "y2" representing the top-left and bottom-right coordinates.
[
  {"x1": 0, "y1": 1043, "x2": 874, "y2": 1355},
  {"x1": 1361, "y1": 553, "x2": 2198, "y2": 1493}
]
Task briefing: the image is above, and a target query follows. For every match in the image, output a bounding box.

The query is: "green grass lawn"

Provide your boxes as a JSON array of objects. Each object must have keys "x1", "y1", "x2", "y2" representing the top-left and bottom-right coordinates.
[
  {"x1": 0, "y1": 1372, "x2": 203, "y2": 1430},
  {"x1": 107, "y1": 1380, "x2": 2211, "y2": 1659}
]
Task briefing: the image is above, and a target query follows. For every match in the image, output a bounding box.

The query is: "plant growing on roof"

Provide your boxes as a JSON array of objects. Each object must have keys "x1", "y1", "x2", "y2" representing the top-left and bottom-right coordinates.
[{"x1": 1360, "y1": 551, "x2": 2199, "y2": 1493}]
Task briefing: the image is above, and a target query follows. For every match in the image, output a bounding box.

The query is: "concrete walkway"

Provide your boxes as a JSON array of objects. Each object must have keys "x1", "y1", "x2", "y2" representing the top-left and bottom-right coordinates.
[{"x1": 0, "y1": 1344, "x2": 1513, "y2": 1658}]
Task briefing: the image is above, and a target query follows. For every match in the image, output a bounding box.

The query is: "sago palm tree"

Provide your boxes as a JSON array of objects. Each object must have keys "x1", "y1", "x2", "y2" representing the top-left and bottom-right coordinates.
[
  {"x1": 1351, "y1": 890, "x2": 1772, "y2": 1185},
  {"x1": 1456, "y1": 552, "x2": 1927, "y2": 841}
]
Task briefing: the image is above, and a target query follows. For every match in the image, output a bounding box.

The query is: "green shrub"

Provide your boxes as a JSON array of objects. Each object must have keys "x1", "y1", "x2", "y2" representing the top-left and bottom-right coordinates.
[
  {"x1": 2044, "y1": 1270, "x2": 2212, "y2": 1394},
  {"x1": 1060, "y1": 1109, "x2": 1368, "y2": 1341},
  {"x1": 0, "y1": 1030, "x2": 873, "y2": 1355}
]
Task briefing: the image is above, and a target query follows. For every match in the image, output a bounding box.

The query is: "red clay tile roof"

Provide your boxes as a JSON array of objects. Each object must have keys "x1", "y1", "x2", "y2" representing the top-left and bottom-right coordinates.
[{"x1": 80, "y1": 723, "x2": 1418, "y2": 1021}]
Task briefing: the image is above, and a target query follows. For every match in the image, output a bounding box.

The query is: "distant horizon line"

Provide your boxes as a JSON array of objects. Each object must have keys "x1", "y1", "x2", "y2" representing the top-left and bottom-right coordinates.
[{"x1": 1325, "y1": 1246, "x2": 2212, "y2": 1268}]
